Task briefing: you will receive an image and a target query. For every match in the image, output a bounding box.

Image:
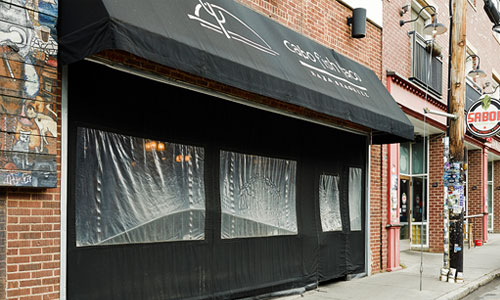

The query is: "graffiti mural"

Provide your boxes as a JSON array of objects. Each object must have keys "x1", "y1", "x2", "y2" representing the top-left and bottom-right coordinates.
[{"x1": 0, "y1": 0, "x2": 58, "y2": 187}]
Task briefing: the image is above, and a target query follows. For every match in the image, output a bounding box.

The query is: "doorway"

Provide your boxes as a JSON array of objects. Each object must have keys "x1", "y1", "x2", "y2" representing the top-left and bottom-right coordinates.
[{"x1": 399, "y1": 139, "x2": 428, "y2": 248}]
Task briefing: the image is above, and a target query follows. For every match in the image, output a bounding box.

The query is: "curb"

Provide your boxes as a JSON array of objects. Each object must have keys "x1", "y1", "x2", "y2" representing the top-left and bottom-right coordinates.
[{"x1": 434, "y1": 269, "x2": 500, "y2": 300}]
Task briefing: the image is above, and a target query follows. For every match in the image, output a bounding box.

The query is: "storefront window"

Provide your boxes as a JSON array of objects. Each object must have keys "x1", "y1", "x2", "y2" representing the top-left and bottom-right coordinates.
[
  {"x1": 412, "y1": 139, "x2": 427, "y2": 175},
  {"x1": 75, "y1": 128, "x2": 206, "y2": 247},
  {"x1": 220, "y1": 151, "x2": 297, "y2": 239},
  {"x1": 400, "y1": 143, "x2": 410, "y2": 174},
  {"x1": 319, "y1": 175, "x2": 342, "y2": 232},
  {"x1": 349, "y1": 168, "x2": 362, "y2": 231}
]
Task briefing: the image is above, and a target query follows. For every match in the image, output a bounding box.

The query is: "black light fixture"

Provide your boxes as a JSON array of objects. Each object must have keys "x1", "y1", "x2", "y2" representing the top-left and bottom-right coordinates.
[
  {"x1": 400, "y1": 5, "x2": 447, "y2": 36},
  {"x1": 484, "y1": 0, "x2": 500, "y2": 25},
  {"x1": 483, "y1": 0, "x2": 500, "y2": 34},
  {"x1": 347, "y1": 8, "x2": 366, "y2": 38},
  {"x1": 493, "y1": 24, "x2": 500, "y2": 33},
  {"x1": 466, "y1": 55, "x2": 487, "y2": 79}
]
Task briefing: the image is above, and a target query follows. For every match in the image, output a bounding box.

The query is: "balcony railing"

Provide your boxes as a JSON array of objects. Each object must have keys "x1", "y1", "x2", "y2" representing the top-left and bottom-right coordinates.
[{"x1": 409, "y1": 31, "x2": 443, "y2": 96}]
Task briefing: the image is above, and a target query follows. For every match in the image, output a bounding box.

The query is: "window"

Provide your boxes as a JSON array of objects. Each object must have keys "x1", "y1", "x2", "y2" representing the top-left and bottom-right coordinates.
[
  {"x1": 75, "y1": 128, "x2": 206, "y2": 247},
  {"x1": 409, "y1": 1, "x2": 443, "y2": 95},
  {"x1": 220, "y1": 151, "x2": 297, "y2": 239},
  {"x1": 319, "y1": 174, "x2": 342, "y2": 232},
  {"x1": 348, "y1": 168, "x2": 362, "y2": 231}
]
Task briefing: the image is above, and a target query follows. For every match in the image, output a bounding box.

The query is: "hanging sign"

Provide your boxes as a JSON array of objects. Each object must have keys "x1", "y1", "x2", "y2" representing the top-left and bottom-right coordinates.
[{"x1": 466, "y1": 95, "x2": 500, "y2": 138}]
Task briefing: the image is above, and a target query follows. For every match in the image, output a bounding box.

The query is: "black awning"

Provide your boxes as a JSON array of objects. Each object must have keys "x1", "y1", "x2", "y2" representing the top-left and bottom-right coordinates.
[{"x1": 58, "y1": 0, "x2": 414, "y2": 143}]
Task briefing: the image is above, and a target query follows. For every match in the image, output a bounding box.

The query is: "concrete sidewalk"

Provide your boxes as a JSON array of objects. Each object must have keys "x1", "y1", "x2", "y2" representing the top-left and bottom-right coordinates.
[{"x1": 281, "y1": 234, "x2": 500, "y2": 300}]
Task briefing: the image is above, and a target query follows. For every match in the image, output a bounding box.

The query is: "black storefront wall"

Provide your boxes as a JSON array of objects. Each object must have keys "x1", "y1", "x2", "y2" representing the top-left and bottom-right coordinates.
[
  {"x1": 68, "y1": 61, "x2": 367, "y2": 299},
  {"x1": 59, "y1": 0, "x2": 414, "y2": 144},
  {"x1": 60, "y1": 0, "x2": 411, "y2": 298}
]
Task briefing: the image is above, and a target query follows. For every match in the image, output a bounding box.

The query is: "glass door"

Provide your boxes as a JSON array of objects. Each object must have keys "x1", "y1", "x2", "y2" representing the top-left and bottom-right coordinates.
[{"x1": 399, "y1": 138, "x2": 428, "y2": 247}]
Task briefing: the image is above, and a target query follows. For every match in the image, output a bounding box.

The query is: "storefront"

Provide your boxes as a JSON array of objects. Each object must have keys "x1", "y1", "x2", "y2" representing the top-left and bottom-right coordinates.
[{"x1": 59, "y1": 0, "x2": 413, "y2": 298}]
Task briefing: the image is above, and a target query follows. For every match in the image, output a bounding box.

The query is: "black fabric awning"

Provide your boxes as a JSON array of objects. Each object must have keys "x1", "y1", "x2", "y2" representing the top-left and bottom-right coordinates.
[{"x1": 59, "y1": 0, "x2": 414, "y2": 143}]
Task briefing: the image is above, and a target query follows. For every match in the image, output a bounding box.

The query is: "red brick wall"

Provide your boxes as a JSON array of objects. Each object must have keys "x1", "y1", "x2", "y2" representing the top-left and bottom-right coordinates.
[
  {"x1": 1, "y1": 191, "x2": 5, "y2": 300},
  {"x1": 428, "y1": 136, "x2": 445, "y2": 252},
  {"x1": 467, "y1": 150, "x2": 484, "y2": 241},
  {"x1": 5, "y1": 186, "x2": 61, "y2": 300},
  {"x1": 494, "y1": 161, "x2": 500, "y2": 233},
  {"x1": 369, "y1": 144, "x2": 388, "y2": 273}
]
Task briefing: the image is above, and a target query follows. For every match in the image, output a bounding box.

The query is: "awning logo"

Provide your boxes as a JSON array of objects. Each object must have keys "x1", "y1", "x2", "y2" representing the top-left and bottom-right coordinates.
[
  {"x1": 188, "y1": 0, "x2": 279, "y2": 56},
  {"x1": 283, "y1": 40, "x2": 369, "y2": 98},
  {"x1": 466, "y1": 95, "x2": 500, "y2": 137}
]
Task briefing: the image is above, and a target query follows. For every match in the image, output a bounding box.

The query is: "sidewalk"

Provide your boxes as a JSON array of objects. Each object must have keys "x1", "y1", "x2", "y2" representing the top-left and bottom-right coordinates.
[{"x1": 280, "y1": 234, "x2": 500, "y2": 300}]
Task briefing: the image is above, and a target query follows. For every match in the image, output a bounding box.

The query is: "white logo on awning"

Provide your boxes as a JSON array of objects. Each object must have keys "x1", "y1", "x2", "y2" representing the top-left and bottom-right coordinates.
[{"x1": 188, "y1": 0, "x2": 279, "y2": 56}]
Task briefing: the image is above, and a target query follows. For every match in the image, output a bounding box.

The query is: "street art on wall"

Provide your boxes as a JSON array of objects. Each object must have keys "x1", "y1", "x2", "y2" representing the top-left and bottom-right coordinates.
[{"x1": 0, "y1": 0, "x2": 58, "y2": 187}]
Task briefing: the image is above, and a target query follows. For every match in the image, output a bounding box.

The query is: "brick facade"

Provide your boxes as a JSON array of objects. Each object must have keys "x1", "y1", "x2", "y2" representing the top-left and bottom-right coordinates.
[
  {"x1": 369, "y1": 144, "x2": 388, "y2": 273},
  {"x1": 5, "y1": 183, "x2": 62, "y2": 300},
  {"x1": 428, "y1": 135, "x2": 445, "y2": 252},
  {"x1": 494, "y1": 161, "x2": 500, "y2": 233},
  {"x1": 381, "y1": 0, "x2": 500, "y2": 255},
  {"x1": 1, "y1": 191, "x2": 5, "y2": 300},
  {"x1": 468, "y1": 150, "x2": 484, "y2": 242}
]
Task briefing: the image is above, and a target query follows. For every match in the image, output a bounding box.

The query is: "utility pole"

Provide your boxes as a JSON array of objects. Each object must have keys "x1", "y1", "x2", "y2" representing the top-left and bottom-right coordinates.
[{"x1": 447, "y1": 0, "x2": 466, "y2": 283}]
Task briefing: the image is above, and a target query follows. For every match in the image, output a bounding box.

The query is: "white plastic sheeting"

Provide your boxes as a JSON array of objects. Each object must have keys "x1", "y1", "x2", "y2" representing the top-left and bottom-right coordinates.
[
  {"x1": 348, "y1": 168, "x2": 362, "y2": 231},
  {"x1": 319, "y1": 175, "x2": 342, "y2": 232},
  {"x1": 75, "y1": 128, "x2": 206, "y2": 246},
  {"x1": 220, "y1": 151, "x2": 297, "y2": 239}
]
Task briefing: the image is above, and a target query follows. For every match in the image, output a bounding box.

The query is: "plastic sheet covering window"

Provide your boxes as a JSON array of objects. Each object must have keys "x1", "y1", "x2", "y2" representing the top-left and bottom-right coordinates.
[
  {"x1": 75, "y1": 128, "x2": 206, "y2": 247},
  {"x1": 348, "y1": 168, "x2": 362, "y2": 231},
  {"x1": 220, "y1": 151, "x2": 297, "y2": 239},
  {"x1": 319, "y1": 175, "x2": 342, "y2": 232}
]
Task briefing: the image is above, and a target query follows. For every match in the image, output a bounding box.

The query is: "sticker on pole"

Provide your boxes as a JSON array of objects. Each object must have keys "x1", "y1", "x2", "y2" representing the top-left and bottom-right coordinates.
[{"x1": 466, "y1": 95, "x2": 500, "y2": 138}]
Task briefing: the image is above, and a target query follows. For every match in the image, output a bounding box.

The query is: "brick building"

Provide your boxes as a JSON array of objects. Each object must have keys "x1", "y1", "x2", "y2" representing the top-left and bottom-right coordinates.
[
  {"x1": 381, "y1": 0, "x2": 500, "y2": 270},
  {"x1": 1, "y1": 0, "x2": 500, "y2": 299}
]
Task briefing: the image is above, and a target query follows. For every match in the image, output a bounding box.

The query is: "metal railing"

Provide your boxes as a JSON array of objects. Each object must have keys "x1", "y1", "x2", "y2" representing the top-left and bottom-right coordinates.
[{"x1": 409, "y1": 31, "x2": 443, "y2": 96}]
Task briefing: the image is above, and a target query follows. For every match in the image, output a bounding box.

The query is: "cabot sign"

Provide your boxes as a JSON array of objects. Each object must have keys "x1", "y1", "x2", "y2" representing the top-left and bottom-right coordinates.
[{"x1": 466, "y1": 95, "x2": 500, "y2": 138}]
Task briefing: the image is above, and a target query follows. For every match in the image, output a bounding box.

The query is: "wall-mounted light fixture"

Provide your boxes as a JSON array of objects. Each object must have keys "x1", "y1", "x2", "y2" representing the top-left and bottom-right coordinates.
[
  {"x1": 347, "y1": 8, "x2": 366, "y2": 39},
  {"x1": 483, "y1": 0, "x2": 500, "y2": 34},
  {"x1": 483, "y1": 82, "x2": 499, "y2": 95},
  {"x1": 466, "y1": 55, "x2": 487, "y2": 79},
  {"x1": 400, "y1": 5, "x2": 447, "y2": 36},
  {"x1": 400, "y1": 4, "x2": 410, "y2": 17},
  {"x1": 493, "y1": 24, "x2": 500, "y2": 33}
]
